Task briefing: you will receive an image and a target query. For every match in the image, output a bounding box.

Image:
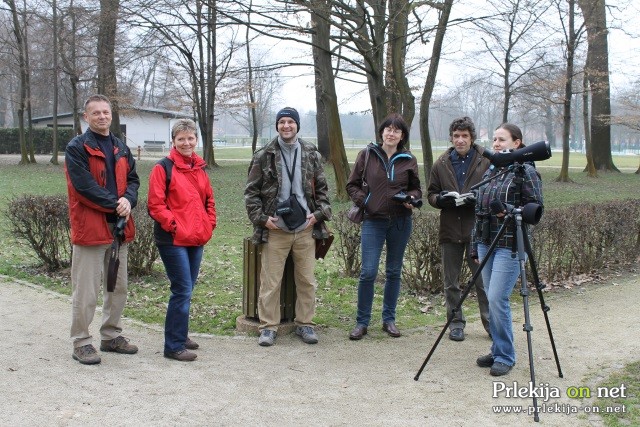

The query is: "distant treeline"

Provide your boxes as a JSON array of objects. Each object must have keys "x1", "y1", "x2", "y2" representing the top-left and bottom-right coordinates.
[{"x1": 0, "y1": 128, "x2": 75, "y2": 154}]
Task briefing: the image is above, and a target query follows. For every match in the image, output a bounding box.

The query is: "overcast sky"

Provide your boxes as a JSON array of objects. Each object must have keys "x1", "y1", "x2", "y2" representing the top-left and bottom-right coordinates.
[{"x1": 274, "y1": 0, "x2": 639, "y2": 115}]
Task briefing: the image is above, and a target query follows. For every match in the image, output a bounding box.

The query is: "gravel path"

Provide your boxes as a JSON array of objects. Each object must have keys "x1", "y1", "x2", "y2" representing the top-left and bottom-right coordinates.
[{"x1": 1, "y1": 272, "x2": 638, "y2": 426}]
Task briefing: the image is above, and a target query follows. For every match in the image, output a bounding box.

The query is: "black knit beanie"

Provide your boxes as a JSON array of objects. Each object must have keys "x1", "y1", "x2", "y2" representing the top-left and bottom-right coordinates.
[{"x1": 275, "y1": 107, "x2": 300, "y2": 132}]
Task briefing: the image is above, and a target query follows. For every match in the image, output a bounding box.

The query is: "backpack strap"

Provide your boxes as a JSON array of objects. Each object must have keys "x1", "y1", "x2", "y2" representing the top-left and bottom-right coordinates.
[{"x1": 156, "y1": 157, "x2": 174, "y2": 197}]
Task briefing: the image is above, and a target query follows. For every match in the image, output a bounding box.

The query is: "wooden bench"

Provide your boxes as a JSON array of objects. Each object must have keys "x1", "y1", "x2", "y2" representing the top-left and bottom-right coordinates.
[{"x1": 143, "y1": 141, "x2": 166, "y2": 152}]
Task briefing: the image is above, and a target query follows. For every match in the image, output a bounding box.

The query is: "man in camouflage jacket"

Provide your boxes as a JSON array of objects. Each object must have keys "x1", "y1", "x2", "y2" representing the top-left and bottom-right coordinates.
[{"x1": 244, "y1": 107, "x2": 331, "y2": 347}]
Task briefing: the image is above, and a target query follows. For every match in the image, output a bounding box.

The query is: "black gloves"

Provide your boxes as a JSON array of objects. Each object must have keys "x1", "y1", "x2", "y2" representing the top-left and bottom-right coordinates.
[
  {"x1": 436, "y1": 193, "x2": 457, "y2": 209},
  {"x1": 436, "y1": 191, "x2": 476, "y2": 208}
]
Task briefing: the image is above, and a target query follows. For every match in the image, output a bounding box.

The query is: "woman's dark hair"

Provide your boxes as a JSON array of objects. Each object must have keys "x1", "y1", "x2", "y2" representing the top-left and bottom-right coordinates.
[
  {"x1": 496, "y1": 123, "x2": 525, "y2": 147},
  {"x1": 449, "y1": 116, "x2": 477, "y2": 141},
  {"x1": 377, "y1": 113, "x2": 410, "y2": 150}
]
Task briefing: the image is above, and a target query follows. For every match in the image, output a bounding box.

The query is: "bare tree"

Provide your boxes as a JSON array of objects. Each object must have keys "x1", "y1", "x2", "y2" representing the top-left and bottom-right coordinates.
[
  {"x1": 555, "y1": 0, "x2": 586, "y2": 182},
  {"x1": 473, "y1": 0, "x2": 550, "y2": 123},
  {"x1": 3, "y1": 0, "x2": 29, "y2": 164},
  {"x1": 308, "y1": 0, "x2": 349, "y2": 201},
  {"x1": 50, "y1": 0, "x2": 60, "y2": 164},
  {"x1": 124, "y1": 0, "x2": 239, "y2": 167},
  {"x1": 97, "y1": 0, "x2": 122, "y2": 138},
  {"x1": 419, "y1": 0, "x2": 452, "y2": 179},
  {"x1": 577, "y1": 0, "x2": 617, "y2": 172}
]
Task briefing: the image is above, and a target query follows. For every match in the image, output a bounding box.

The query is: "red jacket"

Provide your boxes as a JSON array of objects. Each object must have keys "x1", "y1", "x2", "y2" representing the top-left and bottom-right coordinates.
[
  {"x1": 65, "y1": 129, "x2": 139, "y2": 245},
  {"x1": 147, "y1": 149, "x2": 216, "y2": 246}
]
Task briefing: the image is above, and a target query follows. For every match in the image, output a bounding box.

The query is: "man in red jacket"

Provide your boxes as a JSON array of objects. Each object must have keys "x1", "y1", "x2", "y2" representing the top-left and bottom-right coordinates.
[{"x1": 65, "y1": 94, "x2": 140, "y2": 365}]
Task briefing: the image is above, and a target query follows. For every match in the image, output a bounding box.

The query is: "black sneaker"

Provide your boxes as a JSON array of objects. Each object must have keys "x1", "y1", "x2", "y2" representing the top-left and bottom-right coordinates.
[
  {"x1": 72, "y1": 344, "x2": 101, "y2": 365},
  {"x1": 490, "y1": 362, "x2": 513, "y2": 376},
  {"x1": 476, "y1": 354, "x2": 494, "y2": 368}
]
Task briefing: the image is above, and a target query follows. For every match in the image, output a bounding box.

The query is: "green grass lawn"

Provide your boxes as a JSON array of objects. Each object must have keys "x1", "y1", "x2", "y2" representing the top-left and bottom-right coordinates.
[
  {"x1": 1, "y1": 149, "x2": 638, "y2": 425},
  {"x1": 0, "y1": 149, "x2": 638, "y2": 337}
]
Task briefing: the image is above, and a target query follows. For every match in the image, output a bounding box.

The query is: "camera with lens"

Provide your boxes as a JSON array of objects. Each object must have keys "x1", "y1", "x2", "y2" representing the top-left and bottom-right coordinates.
[{"x1": 392, "y1": 192, "x2": 423, "y2": 208}]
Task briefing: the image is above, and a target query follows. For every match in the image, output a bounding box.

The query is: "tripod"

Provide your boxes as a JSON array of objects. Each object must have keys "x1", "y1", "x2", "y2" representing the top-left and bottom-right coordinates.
[{"x1": 414, "y1": 164, "x2": 563, "y2": 422}]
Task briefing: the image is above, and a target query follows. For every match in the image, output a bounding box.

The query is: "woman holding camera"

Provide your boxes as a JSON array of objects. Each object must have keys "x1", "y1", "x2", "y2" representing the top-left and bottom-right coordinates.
[
  {"x1": 472, "y1": 123, "x2": 543, "y2": 376},
  {"x1": 148, "y1": 119, "x2": 217, "y2": 362},
  {"x1": 346, "y1": 113, "x2": 422, "y2": 340}
]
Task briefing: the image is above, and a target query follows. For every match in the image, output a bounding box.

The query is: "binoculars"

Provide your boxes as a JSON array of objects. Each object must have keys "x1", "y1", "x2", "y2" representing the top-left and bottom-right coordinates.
[{"x1": 392, "y1": 192, "x2": 423, "y2": 208}]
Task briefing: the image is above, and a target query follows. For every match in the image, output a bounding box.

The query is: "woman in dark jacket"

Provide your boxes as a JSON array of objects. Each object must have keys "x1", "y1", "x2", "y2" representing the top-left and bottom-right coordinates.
[
  {"x1": 472, "y1": 123, "x2": 543, "y2": 376},
  {"x1": 148, "y1": 119, "x2": 217, "y2": 361},
  {"x1": 346, "y1": 113, "x2": 422, "y2": 340}
]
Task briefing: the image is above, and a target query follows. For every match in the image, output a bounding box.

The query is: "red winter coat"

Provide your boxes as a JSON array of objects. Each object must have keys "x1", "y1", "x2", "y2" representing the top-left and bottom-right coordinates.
[
  {"x1": 64, "y1": 129, "x2": 139, "y2": 245},
  {"x1": 147, "y1": 148, "x2": 216, "y2": 246}
]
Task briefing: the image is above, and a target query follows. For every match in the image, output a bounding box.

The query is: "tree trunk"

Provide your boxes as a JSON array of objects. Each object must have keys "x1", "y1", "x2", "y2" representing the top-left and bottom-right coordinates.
[
  {"x1": 204, "y1": 1, "x2": 217, "y2": 167},
  {"x1": 5, "y1": 0, "x2": 29, "y2": 165},
  {"x1": 245, "y1": 2, "x2": 259, "y2": 153},
  {"x1": 582, "y1": 69, "x2": 597, "y2": 177},
  {"x1": 556, "y1": 0, "x2": 576, "y2": 183},
  {"x1": 578, "y1": 0, "x2": 617, "y2": 172},
  {"x1": 50, "y1": 0, "x2": 59, "y2": 165},
  {"x1": 23, "y1": 4, "x2": 36, "y2": 164},
  {"x1": 419, "y1": 0, "x2": 453, "y2": 182},
  {"x1": 387, "y1": 0, "x2": 415, "y2": 132},
  {"x1": 311, "y1": 0, "x2": 349, "y2": 201},
  {"x1": 98, "y1": 0, "x2": 122, "y2": 139}
]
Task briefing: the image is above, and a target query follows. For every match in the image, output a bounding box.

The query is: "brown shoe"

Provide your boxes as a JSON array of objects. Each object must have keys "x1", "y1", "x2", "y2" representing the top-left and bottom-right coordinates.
[
  {"x1": 185, "y1": 337, "x2": 199, "y2": 350},
  {"x1": 349, "y1": 325, "x2": 368, "y2": 340},
  {"x1": 100, "y1": 336, "x2": 138, "y2": 354},
  {"x1": 382, "y1": 322, "x2": 401, "y2": 337},
  {"x1": 72, "y1": 344, "x2": 101, "y2": 365},
  {"x1": 164, "y1": 349, "x2": 197, "y2": 362}
]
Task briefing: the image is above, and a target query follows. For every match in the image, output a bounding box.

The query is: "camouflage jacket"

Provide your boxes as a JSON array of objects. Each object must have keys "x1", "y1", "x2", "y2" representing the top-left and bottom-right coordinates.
[{"x1": 244, "y1": 137, "x2": 332, "y2": 244}]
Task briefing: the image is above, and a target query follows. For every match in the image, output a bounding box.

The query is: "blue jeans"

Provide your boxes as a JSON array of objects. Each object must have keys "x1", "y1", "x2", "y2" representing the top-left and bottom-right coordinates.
[
  {"x1": 477, "y1": 244, "x2": 523, "y2": 366},
  {"x1": 158, "y1": 245, "x2": 204, "y2": 353},
  {"x1": 356, "y1": 216, "x2": 412, "y2": 326}
]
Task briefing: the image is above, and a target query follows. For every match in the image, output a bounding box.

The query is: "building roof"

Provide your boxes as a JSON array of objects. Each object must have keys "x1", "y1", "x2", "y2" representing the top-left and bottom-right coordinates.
[{"x1": 32, "y1": 106, "x2": 193, "y2": 123}]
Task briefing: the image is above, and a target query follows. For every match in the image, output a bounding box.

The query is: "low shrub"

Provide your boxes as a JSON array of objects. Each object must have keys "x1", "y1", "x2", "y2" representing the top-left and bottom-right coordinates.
[
  {"x1": 334, "y1": 199, "x2": 640, "y2": 294},
  {"x1": 127, "y1": 200, "x2": 160, "y2": 276},
  {"x1": 5, "y1": 195, "x2": 160, "y2": 275},
  {"x1": 5, "y1": 194, "x2": 71, "y2": 271},
  {"x1": 331, "y1": 211, "x2": 362, "y2": 277}
]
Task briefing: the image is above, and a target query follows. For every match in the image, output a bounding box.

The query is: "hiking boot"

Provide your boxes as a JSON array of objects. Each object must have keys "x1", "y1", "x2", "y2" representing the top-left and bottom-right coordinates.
[
  {"x1": 164, "y1": 349, "x2": 197, "y2": 362},
  {"x1": 100, "y1": 336, "x2": 138, "y2": 354},
  {"x1": 296, "y1": 326, "x2": 319, "y2": 344},
  {"x1": 490, "y1": 362, "x2": 513, "y2": 376},
  {"x1": 476, "y1": 354, "x2": 494, "y2": 368},
  {"x1": 185, "y1": 337, "x2": 199, "y2": 350},
  {"x1": 258, "y1": 330, "x2": 276, "y2": 347},
  {"x1": 449, "y1": 328, "x2": 465, "y2": 342},
  {"x1": 72, "y1": 344, "x2": 101, "y2": 365}
]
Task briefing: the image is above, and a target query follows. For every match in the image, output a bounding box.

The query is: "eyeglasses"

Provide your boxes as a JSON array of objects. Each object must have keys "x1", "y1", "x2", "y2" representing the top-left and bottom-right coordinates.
[{"x1": 384, "y1": 127, "x2": 402, "y2": 135}]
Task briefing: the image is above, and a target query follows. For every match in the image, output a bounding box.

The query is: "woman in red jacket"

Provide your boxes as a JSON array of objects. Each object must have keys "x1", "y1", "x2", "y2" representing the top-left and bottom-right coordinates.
[{"x1": 148, "y1": 119, "x2": 216, "y2": 362}]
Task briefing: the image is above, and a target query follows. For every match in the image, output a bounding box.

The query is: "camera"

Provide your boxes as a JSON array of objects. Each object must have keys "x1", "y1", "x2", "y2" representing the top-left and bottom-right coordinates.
[
  {"x1": 114, "y1": 216, "x2": 126, "y2": 238},
  {"x1": 275, "y1": 205, "x2": 293, "y2": 216},
  {"x1": 392, "y1": 192, "x2": 423, "y2": 208}
]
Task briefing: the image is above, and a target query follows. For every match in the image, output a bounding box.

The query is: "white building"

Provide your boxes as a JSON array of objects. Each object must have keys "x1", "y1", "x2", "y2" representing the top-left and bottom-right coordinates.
[{"x1": 32, "y1": 107, "x2": 195, "y2": 150}]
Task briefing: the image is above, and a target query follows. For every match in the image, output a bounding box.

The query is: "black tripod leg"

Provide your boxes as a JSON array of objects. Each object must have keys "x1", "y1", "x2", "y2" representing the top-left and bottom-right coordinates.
[
  {"x1": 414, "y1": 217, "x2": 511, "y2": 381},
  {"x1": 515, "y1": 215, "x2": 540, "y2": 421},
  {"x1": 522, "y1": 227, "x2": 563, "y2": 378}
]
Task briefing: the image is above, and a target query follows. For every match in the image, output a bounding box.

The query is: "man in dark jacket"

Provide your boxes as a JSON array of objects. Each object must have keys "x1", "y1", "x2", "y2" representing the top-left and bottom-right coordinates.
[
  {"x1": 244, "y1": 107, "x2": 331, "y2": 347},
  {"x1": 427, "y1": 117, "x2": 490, "y2": 342},
  {"x1": 65, "y1": 94, "x2": 139, "y2": 364}
]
